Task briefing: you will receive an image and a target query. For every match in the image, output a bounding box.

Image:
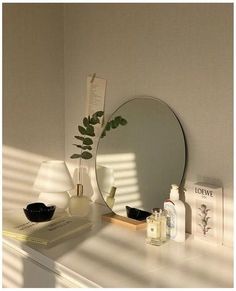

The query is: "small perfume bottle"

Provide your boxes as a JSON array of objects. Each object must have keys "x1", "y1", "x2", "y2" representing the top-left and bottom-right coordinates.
[
  {"x1": 69, "y1": 184, "x2": 90, "y2": 217},
  {"x1": 105, "y1": 186, "x2": 116, "y2": 209},
  {"x1": 146, "y1": 208, "x2": 162, "y2": 246}
]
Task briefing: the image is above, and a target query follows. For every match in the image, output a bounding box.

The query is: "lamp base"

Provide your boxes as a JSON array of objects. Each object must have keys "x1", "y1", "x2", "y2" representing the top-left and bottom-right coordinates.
[{"x1": 38, "y1": 191, "x2": 70, "y2": 213}]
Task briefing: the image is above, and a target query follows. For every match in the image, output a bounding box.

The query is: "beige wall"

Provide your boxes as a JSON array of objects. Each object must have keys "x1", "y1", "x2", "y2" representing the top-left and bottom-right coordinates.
[
  {"x1": 3, "y1": 3, "x2": 233, "y2": 246},
  {"x1": 3, "y1": 4, "x2": 65, "y2": 208},
  {"x1": 64, "y1": 4, "x2": 233, "y2": 245}
]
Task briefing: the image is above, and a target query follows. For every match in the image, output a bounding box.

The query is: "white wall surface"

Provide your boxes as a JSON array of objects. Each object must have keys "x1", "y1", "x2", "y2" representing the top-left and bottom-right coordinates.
[
  {"x1": 3, "y1": 3, "x2": 233, "y2": 246},
  {"x1": 64, "y1": 4, "x2": 233, "y2": 246},
  {"x1": 3, "y1": 4, "x2": 65, "y2": 208}
]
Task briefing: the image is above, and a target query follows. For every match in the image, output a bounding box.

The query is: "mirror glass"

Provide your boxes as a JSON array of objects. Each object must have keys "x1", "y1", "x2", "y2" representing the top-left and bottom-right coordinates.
[{"x1": 96, "y1": 97, "x2": 186, "y2": 217}]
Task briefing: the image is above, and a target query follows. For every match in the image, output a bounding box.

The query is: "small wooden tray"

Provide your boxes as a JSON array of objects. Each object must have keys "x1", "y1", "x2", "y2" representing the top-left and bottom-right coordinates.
[{"x1": 102, "y1": 212, "x2": 146, "y2": 230}]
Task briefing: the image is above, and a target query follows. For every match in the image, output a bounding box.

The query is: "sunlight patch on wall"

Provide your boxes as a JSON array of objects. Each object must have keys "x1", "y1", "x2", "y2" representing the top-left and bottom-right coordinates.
[
  {"x1": 114, "y1": 169, "x2": 137, "y2": 179},
  {"x1": 97, "y1": 153, "x2": 135, "y2": 163},
  {"x1": 117, "y1": 185, "x2": 139, "y2": 194}
]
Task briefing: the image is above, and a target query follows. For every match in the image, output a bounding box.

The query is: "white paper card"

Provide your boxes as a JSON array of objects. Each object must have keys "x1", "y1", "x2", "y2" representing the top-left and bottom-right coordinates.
[
  {"x1": 185, "y1": 182, "x2": 223, "y2": 245},
  {"x1": 86, "y1": 75, "x2": 107, "y2": 117}
]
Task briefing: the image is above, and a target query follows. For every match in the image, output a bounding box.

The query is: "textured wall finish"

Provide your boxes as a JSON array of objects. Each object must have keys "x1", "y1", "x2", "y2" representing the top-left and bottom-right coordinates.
[
  {"x1": 64, "y1": 4, "x2": 233, "y2": 246},
  {"x1": 3, "y1": 4, "x2": 65, "y2": 208},
  {"x1": 3, "y1": 3, "x2": 233, "y2": 246}
]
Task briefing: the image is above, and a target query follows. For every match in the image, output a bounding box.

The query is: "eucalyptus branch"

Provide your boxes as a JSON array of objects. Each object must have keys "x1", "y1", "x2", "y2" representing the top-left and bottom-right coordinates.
[
  {"x1": 70, "y1": 111, "x2": 128, "y2": 165},
  {"x1": 70, "y1": 110, "x2": 104, "y2": 161},
  {"x1": 100, "y1": 115, "x2": 127, "y2": 138}
]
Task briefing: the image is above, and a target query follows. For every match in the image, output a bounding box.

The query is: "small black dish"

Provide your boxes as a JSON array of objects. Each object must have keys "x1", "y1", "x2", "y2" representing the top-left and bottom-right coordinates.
[
  {"x1": 126, "y1": 206, "x2": 151, "y2": 221},
  {"x1": 23, "y1": 202, "x2": 56, "y2": 222}
]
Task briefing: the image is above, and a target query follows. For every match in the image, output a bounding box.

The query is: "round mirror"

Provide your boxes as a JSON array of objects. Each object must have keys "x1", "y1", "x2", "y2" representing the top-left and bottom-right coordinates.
[{"x1": 96, "y1": 97, "x2": 186, "y2": 218}]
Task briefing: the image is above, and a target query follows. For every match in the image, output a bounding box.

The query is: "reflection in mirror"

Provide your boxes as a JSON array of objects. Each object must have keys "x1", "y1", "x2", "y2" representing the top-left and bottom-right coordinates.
[{"x1": 96, "y1": 97, "x2": 186, "y2": 218}]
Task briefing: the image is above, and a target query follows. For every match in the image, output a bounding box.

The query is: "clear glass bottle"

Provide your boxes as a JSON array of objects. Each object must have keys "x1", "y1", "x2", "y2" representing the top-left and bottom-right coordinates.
[
  {"x1": 146, "y1": 208, "x2": 162, "y2": 246},
  {"x1": 146, "y1": 208, "x2": 168, "y2": 246},
  {"x1": 69, "y1": 184, "x2": 90, "y2": 217}
]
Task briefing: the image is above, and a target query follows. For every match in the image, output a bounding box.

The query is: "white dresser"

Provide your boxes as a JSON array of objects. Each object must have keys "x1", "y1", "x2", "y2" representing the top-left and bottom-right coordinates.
[{"x1": 3, "y1": 203, "x2": 233, "y2": 288}]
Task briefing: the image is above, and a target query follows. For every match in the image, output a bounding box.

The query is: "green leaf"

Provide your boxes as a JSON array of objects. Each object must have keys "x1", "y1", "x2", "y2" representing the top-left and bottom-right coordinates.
[
  {"x1": 94, "y1": 116, "x2": 100, "y2": 123},
  {"x1": 73, "y1": 144, "x2": 92, "y2": 150},
  {"x1": 74, "y1": 135, "x2": 84, "y2": 141},
  {"x1": 86, "y1": 124, "x2": 95, "y2": 136},
  {"x1": 78, "y1": 126, "x2": 86, "y2": 135},
  {"x1": 81, "y1": 151, "x2": 92, "y2": 159},
  {"x1": 96, "y1": 111, "x2": 104, "y2": 117},
  {"x1": 115, "y1": 116, "x2": 122, "y2": 123},
  {"x1": 105, "y1": 122, "x2": 111, "y2": 131},
  {"x1": 82, "y1": 145, "x2": 92, "y2": 150},
  {"x1": 90, "y1": 117, "x2": 99, "y2": 125},
  {"x1": 70, "y1": 154, "x2": 81, "y2": 159},
  {"x1": 111, "y1": 120, "x2": 118, "y2": 128},
  {"x1": 83, "y1": 137, "x2": 93, "y2": 145},
  {"x1": 83, "y1": 117, "x2": 89, "y2": 127},
  {"x1": 120, "y1": 118, "x2": 128, "y2": 125},
  {"x1": 101, "y1": 130, "x2": 106, "y2": 138}
]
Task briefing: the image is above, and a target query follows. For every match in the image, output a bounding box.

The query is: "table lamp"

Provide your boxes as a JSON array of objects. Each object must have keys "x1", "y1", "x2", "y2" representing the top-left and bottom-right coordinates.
[{"x1": 33, "y1": 160, "x2": 74, "y2": 212}]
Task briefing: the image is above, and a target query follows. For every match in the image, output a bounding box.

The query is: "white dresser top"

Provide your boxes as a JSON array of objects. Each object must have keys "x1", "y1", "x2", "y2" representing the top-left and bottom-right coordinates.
[{"x1": 3, "y1": 203, "x2": 233, "y2": 288}]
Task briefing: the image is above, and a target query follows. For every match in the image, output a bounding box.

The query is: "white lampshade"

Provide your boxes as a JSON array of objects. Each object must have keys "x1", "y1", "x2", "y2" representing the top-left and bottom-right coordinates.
[{"x1": 33, "y1": 160, "x2": 74, "y2": 192}]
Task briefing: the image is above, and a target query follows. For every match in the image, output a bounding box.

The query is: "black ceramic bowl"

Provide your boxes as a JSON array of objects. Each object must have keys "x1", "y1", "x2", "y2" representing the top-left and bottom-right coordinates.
[{"x1": 23, "y1": 202, "x2": 56, "y2": 222}]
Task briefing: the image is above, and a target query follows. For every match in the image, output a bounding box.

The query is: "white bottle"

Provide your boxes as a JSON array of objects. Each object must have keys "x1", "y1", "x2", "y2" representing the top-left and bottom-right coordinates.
[
  {"x1": 164, "y1": 184, "x2": 185, "y2": 242},
  {"x1": 106, "y1": 186, "x2": 116, "y2": 209}
]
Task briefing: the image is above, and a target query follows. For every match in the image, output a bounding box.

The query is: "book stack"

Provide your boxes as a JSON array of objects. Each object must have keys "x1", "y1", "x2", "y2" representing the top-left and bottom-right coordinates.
[{"x1": 3, "y1": 210, "x2": 92, "y2": 247}]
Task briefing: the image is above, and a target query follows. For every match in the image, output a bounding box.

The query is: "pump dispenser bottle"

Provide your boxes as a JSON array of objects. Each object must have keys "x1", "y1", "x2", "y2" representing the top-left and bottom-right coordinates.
[{"x1": 164, "y1": 184, "x2": 185, "y2": 242}]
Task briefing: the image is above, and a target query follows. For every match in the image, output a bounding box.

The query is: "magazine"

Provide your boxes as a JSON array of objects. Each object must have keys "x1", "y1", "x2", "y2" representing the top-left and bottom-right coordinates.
[{"x1": 3, "y1": 210, "x2": 92, "y2": 246}]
